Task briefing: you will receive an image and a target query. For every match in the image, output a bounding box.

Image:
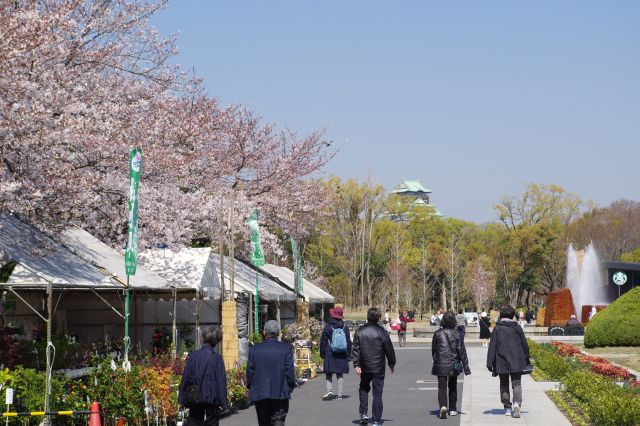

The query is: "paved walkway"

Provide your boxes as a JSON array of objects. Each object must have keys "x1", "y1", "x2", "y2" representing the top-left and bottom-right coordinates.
[
  {"x1": 461, "y1": 345, "x2": 571, "y2": 426},
  {"x1": 221, "y1": 342, "x2": 571, "y2": 425},
  {"x1": 222, "y1": 344, "x2": 462, "y2": 425}
]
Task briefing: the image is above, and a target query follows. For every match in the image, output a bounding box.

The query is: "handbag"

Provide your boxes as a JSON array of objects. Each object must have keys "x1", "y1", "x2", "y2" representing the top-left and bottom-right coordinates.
[
  {"x1": 522, "y1": 362, "x2": 534, "y2": 375},
  {"x1": 443, "y1": 330, "x2": 464, "y2": 376},
  {"x1": 182, "y1": 352, "x2": 214, "y2": 407}
]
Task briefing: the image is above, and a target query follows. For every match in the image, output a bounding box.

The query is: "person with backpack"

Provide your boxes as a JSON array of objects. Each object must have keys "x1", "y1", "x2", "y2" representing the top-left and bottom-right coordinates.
[
  {"x1": 178, "y1": 327, "x2": 227, "y2": 425},
  {"x1": 320, "y1": 306, "x2": 352, "y2": 401},
  {"x1": 432, "y1": 311, "x2": 471, "y2": 419}
]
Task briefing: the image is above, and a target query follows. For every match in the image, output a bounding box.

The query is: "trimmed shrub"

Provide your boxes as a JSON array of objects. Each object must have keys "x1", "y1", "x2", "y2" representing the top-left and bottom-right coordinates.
[
  {"x1": 528, "y1": 340, "x2": 573, "y2": 380},
  {"x1": 584, "y1": 287, "x2": 640, "y2": 347},
  {"x1": 563, "y1": 370, "x2": 640, "y2": 426}
]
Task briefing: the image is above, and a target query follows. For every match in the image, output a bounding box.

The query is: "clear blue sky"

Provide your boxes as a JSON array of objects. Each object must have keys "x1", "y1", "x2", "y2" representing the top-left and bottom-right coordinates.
[{"x1": 152, "y1": 1, "x2": 640, "y2": 223}]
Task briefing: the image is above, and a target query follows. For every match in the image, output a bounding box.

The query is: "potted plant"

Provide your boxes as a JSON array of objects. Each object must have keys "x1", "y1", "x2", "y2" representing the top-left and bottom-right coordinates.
[{"x1": 226, "y1": 364, "x2": 249, "y2": 411}]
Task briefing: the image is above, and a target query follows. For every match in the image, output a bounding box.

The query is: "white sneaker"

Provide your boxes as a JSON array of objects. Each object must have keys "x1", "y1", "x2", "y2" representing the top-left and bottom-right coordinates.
[
  {"x1": 513, "y1": 403, "x2": 521, "y2": 418},
  {"x1": 450, "y1": 410, "x2": 458, "y2": 416},
  {"x1": 504, "y1": 408, "x2": 512, "y2": 416},
  {"x1": 321, "y1": 391, "x2": 333, "y2": 400},
  {"x1": 439, "y1": 406, "x2": 448, "y2": 419}
]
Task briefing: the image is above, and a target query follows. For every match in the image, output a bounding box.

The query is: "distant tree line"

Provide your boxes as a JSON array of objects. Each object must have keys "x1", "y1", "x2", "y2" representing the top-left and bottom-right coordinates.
[{"x1": 302, "y1": 178, "x2": 640, "y2": 313}]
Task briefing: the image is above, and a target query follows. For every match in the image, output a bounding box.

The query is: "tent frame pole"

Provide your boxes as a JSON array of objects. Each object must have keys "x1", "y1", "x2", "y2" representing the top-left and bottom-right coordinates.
[
  {"x1": 44, "y1": 281, "x2": 52, "y2": 426},
  {"x1": 172, "y1": 287, "x2": 177, "y2": 358},
  {"x1": 7, "y1": 287, "x2": 47, "y2": 322},
  {"x1": 124, "y1": 277, "x2": 130, "y2": 369},
  {"x1": 195, "y1": 289, "x2": 201, "y2": 350},
  {"x1": 254, "y1": 272, "x2": 259, "y2": 335},
  {"x1": 91, "y1": 289, "x2": 125, "y2": 318}
]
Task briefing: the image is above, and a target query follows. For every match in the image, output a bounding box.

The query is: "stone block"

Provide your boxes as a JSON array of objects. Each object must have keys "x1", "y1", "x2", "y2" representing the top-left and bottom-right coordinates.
[{"x1": 544, "y1": 288, "x2": 576, "y2": 327}]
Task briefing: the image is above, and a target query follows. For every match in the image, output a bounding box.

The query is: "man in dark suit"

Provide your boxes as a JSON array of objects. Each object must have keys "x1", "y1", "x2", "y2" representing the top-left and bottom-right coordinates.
[
  {"x1": 178, "y1": 327, "x2": 227, "y2": 425},
  {"x1": 247, "y1": 320, "x2": 297, "y2": 426}
]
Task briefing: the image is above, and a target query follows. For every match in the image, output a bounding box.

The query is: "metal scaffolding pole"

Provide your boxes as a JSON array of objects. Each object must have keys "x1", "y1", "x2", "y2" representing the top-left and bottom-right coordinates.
[{"x1": 43, "y1": 282, "x2": 52, "y2": 426}]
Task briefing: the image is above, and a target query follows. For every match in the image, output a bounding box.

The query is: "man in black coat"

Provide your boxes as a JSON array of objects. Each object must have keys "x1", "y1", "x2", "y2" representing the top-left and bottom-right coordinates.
[
  {"x1": 247, "y1": 320, "x2": 297, "y2": 426},
  {"x1": 352, "y1": 307, "x2": 396, "y2": 426},
  {"x1": 487, "y1": 305, "x2": 530, "y2": 419},
  {"x1": 179, "y1": 327, "x2": 227, "y2": 425}
]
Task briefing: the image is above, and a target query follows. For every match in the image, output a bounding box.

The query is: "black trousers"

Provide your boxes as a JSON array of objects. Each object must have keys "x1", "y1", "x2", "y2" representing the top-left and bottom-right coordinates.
[
  {"x1": 255, "y1": 398, "x2": 289, "y2": 426},
  {"x1": 458, "y1": 326, "x2": 466, "y2": 345},
  {"x1": 437, "y1": 375, "x2": 458, "y2": 411},
  {"x1": 499, "y1": 373, "x2": 522, "y2": 409},
  {"x1": 359, "y1": 372, "x2": 385, "y2": 422},
  {"x1": 187, "y1": 404, "x2": 219, "y2": 426}
]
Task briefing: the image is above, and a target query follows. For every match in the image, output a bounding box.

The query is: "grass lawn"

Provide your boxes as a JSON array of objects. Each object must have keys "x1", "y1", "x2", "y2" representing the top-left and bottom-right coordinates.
[{"x1": 573, "y1": 344, "x2": 640, "y2": 372}]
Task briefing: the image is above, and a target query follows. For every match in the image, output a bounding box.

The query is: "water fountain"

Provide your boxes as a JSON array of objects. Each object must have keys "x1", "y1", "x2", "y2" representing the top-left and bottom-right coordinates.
[{"x1": 566, "y1": 243, "x2": 608, "y2": 322}]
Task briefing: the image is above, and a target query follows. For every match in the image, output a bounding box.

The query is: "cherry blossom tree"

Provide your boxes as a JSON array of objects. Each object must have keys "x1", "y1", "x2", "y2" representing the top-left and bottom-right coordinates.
[
  {"x1": 1, "y1": 0, "x2": 334, "y2": 254},
  {"x1": 468, "y1": 255, "x2": 496, "y2": 311}
]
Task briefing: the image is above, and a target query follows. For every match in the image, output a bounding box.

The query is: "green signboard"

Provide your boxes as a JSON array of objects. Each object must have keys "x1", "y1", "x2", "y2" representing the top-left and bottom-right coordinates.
[{"x1": 125, "y1": 147, "x2": 142, "y2": 276}]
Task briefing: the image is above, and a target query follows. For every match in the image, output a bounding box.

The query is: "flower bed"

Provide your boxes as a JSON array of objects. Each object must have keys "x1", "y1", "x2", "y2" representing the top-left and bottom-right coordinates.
[
  {"x1": 0, "y1": 352, "x2": 254, "y2": 425},
  {"x1": 550, "y1": 341, "x2": 635, "y2": 381},
  {"x1": 528, "y1": 340, "x2": 640, "y2": 426}
]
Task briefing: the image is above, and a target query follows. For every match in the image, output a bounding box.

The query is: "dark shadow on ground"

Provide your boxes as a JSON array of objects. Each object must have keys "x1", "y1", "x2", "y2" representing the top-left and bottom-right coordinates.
[
  {"x1": 482, "y1": 408, "x2": 529, "y2": 416},
  {"x1": 351, "y1": 419, "x2": 394, "y2": 424},
  {"x1": 322, "y1": 395, "x2": 352, "y2": 401}
]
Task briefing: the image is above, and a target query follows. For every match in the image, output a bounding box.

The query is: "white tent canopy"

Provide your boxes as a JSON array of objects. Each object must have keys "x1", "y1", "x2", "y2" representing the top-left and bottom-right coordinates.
[
  {"x1": 60, "y1": 226, "x2": 169, "y2": 290},
  {"x1": 0, "y1": 214, "x2": 119, "y2": 289},
  {"x1": 137, "y1": 247, "x2": 220, "y2": 298},
  {"x1": 137, "y1": 248, "x2": 297, "y2": 302},
  {"x1": 258, "y1": 263, "x2": 334, "y2": 304},
  {"x1": 212, "y1": 255, "x2": 297, "y2": 302}
]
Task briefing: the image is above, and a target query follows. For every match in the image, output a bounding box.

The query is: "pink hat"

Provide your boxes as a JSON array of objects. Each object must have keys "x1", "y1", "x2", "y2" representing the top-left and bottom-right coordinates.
[{"x1": 330, "y1": 306, "x2": 344, "y2": 319}]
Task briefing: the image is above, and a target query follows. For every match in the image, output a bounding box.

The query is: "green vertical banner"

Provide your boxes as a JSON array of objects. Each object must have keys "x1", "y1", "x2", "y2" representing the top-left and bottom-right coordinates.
[
  {"x1": 245, "y1": 209, "x2": 265, "y2": 267},
  {"x1": 245, "y1": 209, "x2": 265, "y2": 334},
  {"x1": 125, "y1": 147, "x2": 142, "y2": 276},
  {"x1": 123, "y1": 147, "x2": 141, "y2": 367}
]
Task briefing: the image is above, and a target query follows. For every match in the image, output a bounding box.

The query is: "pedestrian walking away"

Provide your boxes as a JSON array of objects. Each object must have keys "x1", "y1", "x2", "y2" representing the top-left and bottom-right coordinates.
[
  {"x1": 247, "y1": 320, "x2": 297, "y2": 426},
  {"x1": 397, "y1": 311, "x2": 409, "y2": 347},
  {"x1": 487, "y1": 305, "x2": 531, "y2": 419},
  {"x1": 178, "y1": 327, "x2": 227, "y2": 426},
  {"x1": 455, "y1": 308, "x2": 467, "y2": 345},
  {"x1": 320, "y1": 306, "x2": 352, "y2": 401},
  {"x1": 525, "y1": 305, "x2": 533, "y2": 325},
  {"x1": 479, "y1": 311, "x2": 491, "y2": 347},
  {"x1": 352, "y1": 307, "x2": 396, "y2": 426},
  {"x1": 431, "y1": 311, "x2": 471, "y2": 420}
]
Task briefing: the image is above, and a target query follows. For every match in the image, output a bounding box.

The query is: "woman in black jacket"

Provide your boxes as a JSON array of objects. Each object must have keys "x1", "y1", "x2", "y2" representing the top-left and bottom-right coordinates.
[
  {"x1": 486, "y1": 305, "x2": 530, "y2": 418},
  {"x1": 479, "y1": 311, "x2": 492, "y2": 347},
  {"x1": 431, "y1": 311, "x2": 471, "y2": 420}
]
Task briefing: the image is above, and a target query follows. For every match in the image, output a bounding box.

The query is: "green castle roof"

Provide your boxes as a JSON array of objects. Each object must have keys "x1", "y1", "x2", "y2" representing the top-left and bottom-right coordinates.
[{"x1": 392, "y1": 180, "x2": 432, "y2": 194}]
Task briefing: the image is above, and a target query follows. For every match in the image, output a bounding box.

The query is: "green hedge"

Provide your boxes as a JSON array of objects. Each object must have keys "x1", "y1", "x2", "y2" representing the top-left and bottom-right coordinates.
[
  {"x1": 528, "y1": 340, "x2": 640, "y2": 425},
  {"x1": 585, "y1": 287, "x2": 640, "y2": 347},
  {"x1": 563, "y1": 370, "x2": 640, "y2": 426},
  {"x1": 527, "y1": 339, "x2": 573, "y2": 380}
]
